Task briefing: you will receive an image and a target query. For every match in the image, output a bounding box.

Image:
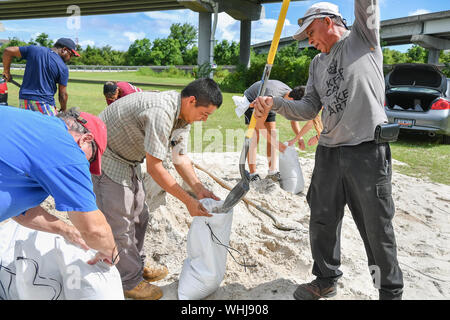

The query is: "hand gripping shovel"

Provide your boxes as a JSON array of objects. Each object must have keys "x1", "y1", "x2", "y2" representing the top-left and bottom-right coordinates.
[
  {"x1": 2, "y1": 74, "x2": 21, "y2": 88},
  {"x1": 218, "y1": 0, "x2": 291, "y2": 213},
  {"x1": 194, "y1": 163, "x2": 295, "y2": 231}
]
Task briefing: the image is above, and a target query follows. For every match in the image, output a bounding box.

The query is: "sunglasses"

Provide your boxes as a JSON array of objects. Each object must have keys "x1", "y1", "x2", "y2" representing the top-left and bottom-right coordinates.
[
  {"x1": 73, "y1": 114, "x2": 97, "y2": 164},
  {"x1": 65, "y1": 47, "x2": 75, "y2": 57},
  {"x1": 297, "y1": 12, "x2": 344, "y2": 27},
  {"x1": 89, "y1": 141, "x2": 97, "y2": 164}
]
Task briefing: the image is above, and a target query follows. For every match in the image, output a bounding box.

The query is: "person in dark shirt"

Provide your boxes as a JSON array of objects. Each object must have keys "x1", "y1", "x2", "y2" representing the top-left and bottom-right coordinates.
[{"x1": 2, "y1": 38, "x2": 79, "y2": 116}]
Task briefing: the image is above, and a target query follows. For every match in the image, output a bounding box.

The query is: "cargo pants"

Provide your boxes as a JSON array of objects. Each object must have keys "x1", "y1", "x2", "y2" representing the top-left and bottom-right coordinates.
[{"x1": 306, "y1": 141, "x2": 404, "y2": 299}]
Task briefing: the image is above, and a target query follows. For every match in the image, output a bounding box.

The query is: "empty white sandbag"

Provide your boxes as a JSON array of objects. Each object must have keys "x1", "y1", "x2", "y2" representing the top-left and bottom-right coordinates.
[{"x1": 279, "y1": 143, "x2": 305, "y2": 194}]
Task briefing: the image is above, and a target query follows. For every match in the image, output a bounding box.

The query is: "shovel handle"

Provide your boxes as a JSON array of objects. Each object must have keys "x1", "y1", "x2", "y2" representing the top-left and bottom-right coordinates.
[
  {"x1": 267, "y1": 0, "x2": 290, "y2": 65},
  {"x1": 245, "y1": 0, "x2": 291, "y2": 140}
]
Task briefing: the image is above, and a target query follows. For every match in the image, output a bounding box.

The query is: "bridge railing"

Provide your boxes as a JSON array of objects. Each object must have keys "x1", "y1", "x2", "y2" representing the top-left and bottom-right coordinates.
[{"x1": 2, "y1": 63, "x2": 237, "y2": 73}]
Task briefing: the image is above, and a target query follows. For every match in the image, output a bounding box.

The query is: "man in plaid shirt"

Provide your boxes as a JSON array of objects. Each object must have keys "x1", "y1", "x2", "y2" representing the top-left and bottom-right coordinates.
[{"x1": 93, "y1": 78, "x2": 222, "y2": 300}]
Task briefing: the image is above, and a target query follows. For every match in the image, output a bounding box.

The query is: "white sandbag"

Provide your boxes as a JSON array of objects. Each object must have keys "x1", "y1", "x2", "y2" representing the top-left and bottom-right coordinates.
[
  {"x1": 14, "y1": 235, "x2": 66, "y2": 300},
  {"x1": 53, "y1": 237, "x2": 124, "y2": 300},
  {"x1": 232, "y1": 95, "x2": 250, "y2": 118},
  {"x1": 178, "y1": 198, "x2": 233, "y2": 300},
  {"x1": 279, "y1": 143, "x2": 305, "y2": 194},
  {"x1": 0, "y1": 220, "x2": 124, "y2": 300},
  {"x1": 0, "y1": 220, "x2": 34, "y2": 300}
]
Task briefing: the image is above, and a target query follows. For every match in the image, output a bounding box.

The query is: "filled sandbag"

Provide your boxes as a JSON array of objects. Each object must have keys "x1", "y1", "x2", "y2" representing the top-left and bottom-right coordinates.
[
  {"x1": 0, "y1": 220, "x2": 124, "y2": 300},
  {"x1": 178, "y1": 198, "x2": 233, "y2": 300},
  {"x1": 279, "y1": 143, "x2": 305, "y2": 194}
]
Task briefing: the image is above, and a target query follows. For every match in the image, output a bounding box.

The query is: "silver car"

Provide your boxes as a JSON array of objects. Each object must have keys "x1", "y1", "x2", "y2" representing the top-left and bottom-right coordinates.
[{"x1": 384, "y1": 63, "x2": 450, "y2": 144}]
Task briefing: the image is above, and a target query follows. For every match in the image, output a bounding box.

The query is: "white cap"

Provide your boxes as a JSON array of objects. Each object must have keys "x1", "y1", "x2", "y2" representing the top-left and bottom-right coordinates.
[{"x1": 293, "y1": 2, "x2": 343, "y2": 41}]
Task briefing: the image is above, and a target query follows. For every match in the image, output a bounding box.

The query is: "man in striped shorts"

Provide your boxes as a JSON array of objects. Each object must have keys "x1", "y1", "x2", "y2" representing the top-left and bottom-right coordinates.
[{"x1": 2, "y1": 38, "x2": 79, "y2": 116}]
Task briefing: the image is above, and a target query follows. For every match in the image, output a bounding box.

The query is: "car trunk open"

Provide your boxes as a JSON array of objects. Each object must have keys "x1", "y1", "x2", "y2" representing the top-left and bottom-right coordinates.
[{"x1": 385, "y1": 64, "x2": 446, "y2": 112}]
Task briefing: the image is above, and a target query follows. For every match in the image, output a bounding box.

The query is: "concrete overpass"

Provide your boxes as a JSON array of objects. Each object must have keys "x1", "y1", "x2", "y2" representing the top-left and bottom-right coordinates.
[
  {"x1": 0, "y1": 0, "x2": 304, "y2": 71},
  {"x1": 252, "y1": 10, "x2": 450, "y2": 64}
]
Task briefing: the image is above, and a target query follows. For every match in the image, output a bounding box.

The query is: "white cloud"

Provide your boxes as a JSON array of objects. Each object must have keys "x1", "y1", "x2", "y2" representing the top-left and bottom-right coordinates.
[
  {"x1": 251, "y1": 17, "x2": 296, "y2": 44},
  {"x1": 143, "y1": 9, "x2": 198, "y2": 38},
  {"x1": 145, "y1": 9, "x2": 197, "y2": 25},
  {"x1": 216, "y1": 12, "x2": 239, "y2": 41},
  {"x1": 123, "y1": 31, "x2": 146, "y2": 42},
  {"x1": 408, "y1": 9, "x2": 431, "y2": 16},
  {"x1": 79, "y1": 39, "x2": 95, "y2": 47}
]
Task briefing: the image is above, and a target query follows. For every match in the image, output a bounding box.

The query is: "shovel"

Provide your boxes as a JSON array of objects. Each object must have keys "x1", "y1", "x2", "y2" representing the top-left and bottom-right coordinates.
[
  {"x1": 2, "y1": 74, "x2": 21, "y2": 88},
  {"x1": 193, "y1": 163, "x2": 295, "y2": 231},
  {"x1": 218, "y1": 0, "x2": 291, "y2": 213}
]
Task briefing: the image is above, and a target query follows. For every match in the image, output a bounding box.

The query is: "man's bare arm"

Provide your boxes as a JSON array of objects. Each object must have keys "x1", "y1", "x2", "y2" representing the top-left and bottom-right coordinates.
[
  {"x1": 13, "y1": 205, "x2": 88, "y2": 250},
  {"x1": 67, "y1": 209, "x2": 119, "y2": 265},
  {"x1": 146, "y1": 153, "x2": 212, "y2": 217},
  {"x1": 173, "y1": 153, "x2": 219, "y2": 200},
  {"x1": 58, "y1": 84, "x2": 68, "y2": 112},
  {"x1": 2, "y1": 46, "x2": 21, "y2": 81}
]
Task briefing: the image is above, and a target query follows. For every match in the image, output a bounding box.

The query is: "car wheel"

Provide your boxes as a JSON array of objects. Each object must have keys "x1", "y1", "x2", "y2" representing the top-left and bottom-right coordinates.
[{"x1": 443, "y1": 135, "x2": 450, "y2": 145}]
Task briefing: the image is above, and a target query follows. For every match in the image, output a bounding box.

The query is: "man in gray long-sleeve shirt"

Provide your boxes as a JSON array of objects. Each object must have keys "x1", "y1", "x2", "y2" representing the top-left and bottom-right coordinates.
[{"x1": 252, "y1": 0, "x2": 403, "y2": 300}]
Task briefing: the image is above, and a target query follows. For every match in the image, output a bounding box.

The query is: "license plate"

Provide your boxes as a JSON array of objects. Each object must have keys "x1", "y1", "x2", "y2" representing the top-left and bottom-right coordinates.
[{"x1": 395, "y1": 118, "x2": 414, "y2": 127}]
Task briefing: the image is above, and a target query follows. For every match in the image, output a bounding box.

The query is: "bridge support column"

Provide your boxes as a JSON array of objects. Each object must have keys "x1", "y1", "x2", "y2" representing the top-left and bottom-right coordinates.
[
  {"x1": 239, "y1": 20, "x2": 251, "y2": 68},
  {"x1": 428, "y1": 48, "x2": 441, "y2": 65},
  {"x1": 198, "y1": 11, "x2": 212, "y2": 67}
]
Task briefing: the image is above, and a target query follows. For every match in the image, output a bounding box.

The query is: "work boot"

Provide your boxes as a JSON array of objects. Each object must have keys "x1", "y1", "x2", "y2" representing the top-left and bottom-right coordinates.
[
  {"x1": 124, "y1": 280, "x2": 163, "y2": 300},
  {"x1": 249, "y1": 173, "x2": 261, "y2": 182},
  {"x1": 143, "y1": 265, "x2": 169, "y2": 282},
  {"x1": 293, "y1": 278, "x2": 337, "y2": 300}
]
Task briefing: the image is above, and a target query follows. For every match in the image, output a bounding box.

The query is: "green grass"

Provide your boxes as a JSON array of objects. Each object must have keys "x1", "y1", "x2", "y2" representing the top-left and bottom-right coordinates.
[
  {"x1": 390, "y1": 133, "x2": 450, "y2": 185},
  {"x1": 5, "y1": 72, "x2": 449, "y2": 185},
  {"x1": 11, "y1": 69, "x2": 194, "y2": 86}
]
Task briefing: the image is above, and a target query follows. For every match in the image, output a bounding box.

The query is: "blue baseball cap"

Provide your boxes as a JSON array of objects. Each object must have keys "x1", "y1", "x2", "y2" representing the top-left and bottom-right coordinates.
[{"x1": 55, "y1": 38, "x2": 80, "y2": 57}]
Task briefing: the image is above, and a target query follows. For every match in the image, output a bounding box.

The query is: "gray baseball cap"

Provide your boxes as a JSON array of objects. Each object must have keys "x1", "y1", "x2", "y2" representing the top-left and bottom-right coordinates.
[{"x1": 293, "y1": 2, "x2": 343, "y2": 41}]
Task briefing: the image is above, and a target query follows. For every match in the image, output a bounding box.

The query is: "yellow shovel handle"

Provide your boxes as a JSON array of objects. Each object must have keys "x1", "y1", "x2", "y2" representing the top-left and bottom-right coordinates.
[
  {"x1": 267, "y1": 0, "x2": 290, "y2": 65},
  {"x1": 245, "y1": 0, "x2": 291, "y2": 139}
]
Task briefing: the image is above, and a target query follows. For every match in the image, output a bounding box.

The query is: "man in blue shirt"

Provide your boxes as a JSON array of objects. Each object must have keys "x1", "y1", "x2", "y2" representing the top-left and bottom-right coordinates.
[
  {"x1": 2, "y1": 38, "x2": 79, "y2": 116},
  {"x1": 0, "y1": 106, "x2": 118, "y2": 266}
]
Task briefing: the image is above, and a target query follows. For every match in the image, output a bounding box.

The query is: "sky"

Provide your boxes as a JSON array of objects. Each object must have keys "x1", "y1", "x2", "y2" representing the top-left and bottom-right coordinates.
[{"x1": 0, "y1": 0, "x2": 449, "y2": 52}]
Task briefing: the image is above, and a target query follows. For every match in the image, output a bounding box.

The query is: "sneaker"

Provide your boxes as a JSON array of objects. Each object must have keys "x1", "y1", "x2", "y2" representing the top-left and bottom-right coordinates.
[
  {"x1": 249, "y1": 173, "x2": 261, "y2": 182},
  {"x1": 143, "y1": 265, "x2": 169, "y2": 282},
  {"x1": 124, "y1": 280, "x2": 163, "y2": 300},
  {"x1": 266, "y1": 171, "x2": 281, "y2": 182},
  {"x1": 293, "y1": 278, "x2": 337, "y2": 300}
]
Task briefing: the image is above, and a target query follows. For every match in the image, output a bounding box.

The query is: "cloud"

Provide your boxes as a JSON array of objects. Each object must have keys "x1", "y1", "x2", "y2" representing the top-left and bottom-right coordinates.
[
  {"x1": 123, "y1": 31, "x2": 146, "y2": 42},
  {"x1": 212, "y1": 13, "x2": 298, "y2": 45},
  {"x1": 79, "y1": 39, "x2": 95, "y2": 47},
  {"x1": 144, "y1": 9, "x2": 197, "y2": 25},
  {"x1": 408, "y1": 9, "x2": 431, "y2": 16},
  {"x1": 216, "y1": 12, "x2": 239, "y2": 41},
  {"x1": 251, "y1": 17, "x2": 297, "y2": 44},
  {"x1": 142, "y1": 9, "x2": 198, "y2": 38}
]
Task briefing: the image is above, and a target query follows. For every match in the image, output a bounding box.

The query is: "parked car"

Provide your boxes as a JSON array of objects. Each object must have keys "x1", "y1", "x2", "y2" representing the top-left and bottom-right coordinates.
[{"x1": 384, "y1": 63, "x2": 450, "y2": 144}]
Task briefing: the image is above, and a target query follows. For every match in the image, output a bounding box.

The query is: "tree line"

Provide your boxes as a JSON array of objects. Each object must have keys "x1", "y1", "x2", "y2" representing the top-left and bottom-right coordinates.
[
  {"x1": 1, "y1": 22, "x2": 448, "y2": 91},
  {"x1": 3, "y1": 22, "x2": 447, "y2": 68},
  {"x1": 0, "y1": 23, "x2": 240, "y2": 66}
]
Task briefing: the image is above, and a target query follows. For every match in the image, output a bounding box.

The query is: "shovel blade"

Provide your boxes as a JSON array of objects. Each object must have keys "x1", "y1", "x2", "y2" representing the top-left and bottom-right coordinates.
[{"x1": 219, "y1": 179, "x2": 250, "y2": 213}]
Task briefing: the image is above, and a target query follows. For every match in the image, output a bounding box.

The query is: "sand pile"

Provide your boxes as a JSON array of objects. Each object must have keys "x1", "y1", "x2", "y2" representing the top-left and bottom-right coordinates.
[
  {"x1": 140, "y1": 152, "x2": 450, "y2": 300},
  {"x1": 20, "y1": 151, "x2": 450, "y2": 300}
]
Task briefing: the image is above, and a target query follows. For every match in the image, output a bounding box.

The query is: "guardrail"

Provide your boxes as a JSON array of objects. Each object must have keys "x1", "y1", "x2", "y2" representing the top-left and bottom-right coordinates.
[
  {"x1": 2, "y1": 63, "x2": 237, "y2": 73},
  {"x1": 3, "y1": 63, "x2": 444, "y2": 73},
  {"x1": 8, "y1": 73, "x2": 187, "y2": 88}
]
